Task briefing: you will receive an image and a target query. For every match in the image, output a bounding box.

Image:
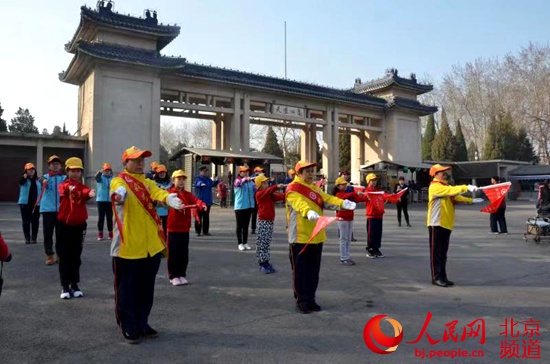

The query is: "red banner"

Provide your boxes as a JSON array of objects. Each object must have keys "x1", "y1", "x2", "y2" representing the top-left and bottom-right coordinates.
[
  {"x1": 307, "y1": 216, "x2": 339, "y2": 243},
  {"x1": 354, "y1": 186, "x2": 366, "y2": 193},
  {"x1": 384, "y1": 188, "x2": 408, "y2": 204},
  {"x1": 479, "y1": 182, "x2": 511, "y2": 214}
]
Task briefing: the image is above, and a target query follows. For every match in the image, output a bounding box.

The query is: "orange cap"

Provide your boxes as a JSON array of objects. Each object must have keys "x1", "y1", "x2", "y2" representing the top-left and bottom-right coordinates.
[
  {"x1": 254, "y1": 166, "x2": 264, "y2": 173},
  {"x1": 429, "y1": 164, "x2": 451, "y2": 177},
  {"x1": 238, "y1": 165, "x2": 250, "y2": 173},
  {"x1": 122, "y1": 146, "x2": 152, "y2": 163},
  {"x1": 288, "y1": 169, "x2": 296, "y2": 176},
  {"x1": 156, "y1": 164, "x2": 168, "y2": 173},
  {"x1": 294, "y1": 160, "x2": 318, "y2": 174},
  {"x1": 24, "y1": 163, "x2": 35, "y2": 170},
  {"x1": 150, "y1": 161, "x2": 158, "y2": 169},
  {"x1": 102, "y1": 163, "x2": 112, "y2": 171}
]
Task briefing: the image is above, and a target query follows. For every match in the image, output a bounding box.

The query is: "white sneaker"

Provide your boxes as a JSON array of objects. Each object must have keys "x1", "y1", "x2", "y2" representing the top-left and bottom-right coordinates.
[
  {"x1": 179, "y1": 277, "x2": 189, "y2": 285},
  {"x1": 244, "y1": 243, "x2": 252, "y2": 250},
  {"x1": 170, "y1": 277, "x2": 182, "y2": 286},
  {"x1": 60, "y1": 289, "x2": 71, "y2": 299},
  {"x1": 73, "y1": 290, "x2": 84, "y2": 298},
  {"x1": 238, "y1": 244, "x2": 245, "y2": 251}
]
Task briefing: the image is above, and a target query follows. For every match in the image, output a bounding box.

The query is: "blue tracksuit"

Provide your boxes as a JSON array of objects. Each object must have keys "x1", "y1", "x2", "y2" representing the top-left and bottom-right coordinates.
[{"x1": 194, "y1": 175, "x2": 219, "y2": 206}]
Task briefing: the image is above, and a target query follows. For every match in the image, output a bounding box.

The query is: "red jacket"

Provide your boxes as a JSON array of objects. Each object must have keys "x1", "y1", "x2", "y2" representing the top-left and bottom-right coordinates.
[
  {"x1": 167, "y1": 187, "x2": 206, "y2": 233},
  {"x1": 57, "y1": 180, "x2": 92, "y2": 225},
  {"x1": 335, "y1": 191, "x2": 368, "y2": 221},
  {"x1": 217, "y1": 183, "x2": 228, "y2": 198},
  {"x1": 255, "y1": 185, "x2": 285, "y2": 221},
  {"x1": 366, "y1": 186, "x2": 386, "y2": 219},
  {"x1": 0, "y1": 233, "x2": 11, "y2": 262}
]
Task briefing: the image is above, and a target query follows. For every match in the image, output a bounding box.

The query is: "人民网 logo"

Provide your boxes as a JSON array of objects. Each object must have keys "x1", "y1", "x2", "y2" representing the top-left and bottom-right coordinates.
[{"x1": 363, "y1": 314, "x2": 404, "y2": 355}]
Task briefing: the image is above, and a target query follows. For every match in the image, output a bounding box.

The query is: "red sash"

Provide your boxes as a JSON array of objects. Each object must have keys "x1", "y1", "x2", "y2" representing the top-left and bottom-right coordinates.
[
  {"x1": 285, "y1": 183, "x2": 323, "y2": 209},
  {"x1": 112, "y1": 173, "x2": 167, "y2": 247}
]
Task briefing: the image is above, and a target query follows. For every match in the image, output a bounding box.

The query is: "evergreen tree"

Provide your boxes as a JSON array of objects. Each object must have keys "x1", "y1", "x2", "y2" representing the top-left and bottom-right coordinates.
[
  {"x1": 42, "y1": 128, "x2": 49, "y2": 135},
  {"x1": 431, "y1": 112, "x2": 456, "y2": 161},
  {"x1": 483, "y1": 113, "x2": 518, "y2": 160},
  {"x1": 516, "y1": 126, "x2": 537, "y2": 163},
  {"x1": 422, "y1": 114, "x2": 436, "y2": 160},
  {"x1": 9, "y1": 107, "x2": 39, "y2": 133},
  {"x1": 261, "y1": 127, "x2": 284, "y2": 158},
  {"x1": 0, "y1": 102, "x2": 7, "y2": 132},
  {"x1": 453, "y1": 119, "x2": 468, "y2": 161},
  {"x1": 52, "y1": 126, "x2": 63, "y2": 136},
  {"x1": 467, "y1": 140, "x2": 478, "y2": 161},
  {"x1": 339, "y1": 133, "x2": 351, "y2": 171},
  {"x1": 62, "y1": 123, "x2": 70, "y2": 135}
]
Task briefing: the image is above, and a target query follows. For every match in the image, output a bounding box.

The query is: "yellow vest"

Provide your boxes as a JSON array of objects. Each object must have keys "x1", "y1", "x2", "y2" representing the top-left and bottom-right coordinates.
[
  {"x1": 286, "y1": 176, "x2": 344, "y2": 244},
  {"x1": 427, "y1": 178, "x2": 472, "y2": 231},
  {"x1": 110, "y1": 171, "x2": 170, "y2": 259}
]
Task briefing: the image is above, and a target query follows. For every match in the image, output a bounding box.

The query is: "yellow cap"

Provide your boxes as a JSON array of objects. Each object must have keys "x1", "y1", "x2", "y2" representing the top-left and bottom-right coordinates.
[
  {"x1": 47, "y1": 155, "x2": 61, "y2": 164},
  {"x1": 254, "y1": 173, "x2": 269, "y2": 188},
  {"x1": 366, "y1": 173, "x2": 378, "y2": 184},
  {"x1": 238, "y1": 165, "x2": 250, "y2": 172},
  {"x1": 288, "y1": 169, "x2": 296, "y2": 176},
  {"x1": 335, "y1": 176, "x2": 348, "y2": 186},
  {"x1": 171, "y1": 169, "x2": 187, "y2": 179},
  {"x1": 65, "y1": 157, "x2": 84, "y2": 170}
]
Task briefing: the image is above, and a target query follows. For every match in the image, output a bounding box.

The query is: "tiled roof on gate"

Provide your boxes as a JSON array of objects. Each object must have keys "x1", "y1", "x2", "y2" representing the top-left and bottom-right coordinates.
[
  {"x1": 67, "y1": 5, "x2": 180, "y2": 51},
  {"x1": 178, "y1": 63, "x2": 388, "y2": 108},
  {"x1": 509, "y1": 165, "x2": 550, "y2": 176},
  {"x1": 59, "y1": 41, "x2": 186, "y2": 82},
  {"x1": 386, "y1": 96, "x2": 438, "y2": 116},
  {"x1": 354, "y1": 68, "x2": 433, "y2": 95}
]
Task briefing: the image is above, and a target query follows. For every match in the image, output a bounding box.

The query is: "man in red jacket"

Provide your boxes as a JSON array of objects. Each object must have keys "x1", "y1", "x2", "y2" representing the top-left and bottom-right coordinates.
[
  {"x1": 167, "y1": 170, "x2": 207, "y2": 286},
  {"x1": 254, "y1": 174, "x2": 285, "y2": 273},
  {"x1": 57, "y1": 157, "x2": 95, "y2": 299}
]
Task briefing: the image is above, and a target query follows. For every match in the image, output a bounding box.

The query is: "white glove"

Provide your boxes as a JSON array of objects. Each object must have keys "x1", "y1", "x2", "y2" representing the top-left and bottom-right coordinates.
[
  {"x1": 307, "y1": 210, "x2": 319, "y2": 221},
  {"x1": 467, "y1": 185, "x2": 478, "y2": 193},
  {"x1": 112, "y1": 187, "x2": 127, "y2": 202},
  {"x1": 200, "y1": 183, "x2": 206, "y2": 187},
  {"x1": 166, "y1": 193, "x2": 184, "y2": 210},
  {"x1": 202, "y1": 205, "x2": 208, "y2": 211},
  {"x1": 68, "y1": 185, "x2": 76, "y2": 192},
  {"x1": 342, "y1": 199, "x2": 357, "y2": 210},
  {"x1": 472, "y1": 198, "x2": 484, "y2": 204},
  {"x1": 89, "y1": 190, "x2": 96, "y2": 198}
]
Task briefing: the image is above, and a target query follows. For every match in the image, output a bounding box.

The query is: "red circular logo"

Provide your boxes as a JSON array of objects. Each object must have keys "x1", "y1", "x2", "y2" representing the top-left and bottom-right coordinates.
[
  {"x1": 309, "y1": 192, "x2": 317, "y2": 200},
  {"x1": 363, "y1": 314, "x2": 404, "y2": 355}
]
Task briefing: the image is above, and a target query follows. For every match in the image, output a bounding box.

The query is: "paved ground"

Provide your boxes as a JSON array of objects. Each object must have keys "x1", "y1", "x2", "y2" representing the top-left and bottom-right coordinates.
[{"x1": 0, "y1": 200, "x2": 548, "y2": 364}]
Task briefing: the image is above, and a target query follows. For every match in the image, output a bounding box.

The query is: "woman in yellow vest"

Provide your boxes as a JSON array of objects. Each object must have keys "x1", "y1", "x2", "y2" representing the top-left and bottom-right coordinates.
[
  {"x1": 286, "y1": 161, "x2": 356, "y2": 313},
  {"x1": 427, "y1": 164, "x2": 483, "y2": 287}
]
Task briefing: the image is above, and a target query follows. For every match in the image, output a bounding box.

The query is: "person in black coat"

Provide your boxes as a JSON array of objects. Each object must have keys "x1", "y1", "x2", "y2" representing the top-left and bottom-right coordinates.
[{"x1": 394, "y1": 177, "x2": 411, "y2": 227}]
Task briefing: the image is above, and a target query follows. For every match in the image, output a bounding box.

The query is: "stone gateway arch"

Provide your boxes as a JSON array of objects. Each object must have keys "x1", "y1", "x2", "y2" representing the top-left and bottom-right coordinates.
[{"x1": 60, "y1": 2, "x2": 437, "y2": 184}]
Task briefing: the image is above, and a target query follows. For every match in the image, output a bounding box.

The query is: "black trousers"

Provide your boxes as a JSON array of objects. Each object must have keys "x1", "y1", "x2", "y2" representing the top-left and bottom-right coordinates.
[
  {"x1": 42, "y1": 212, "x2": 58, "y2": 256},
  {"x1": 490, "y1": 206, "x2": 508, "y2": 233},
  {"x1": 56, "y1": 222, "x2": 86, "y2": 287},
  {"x1": 167, "y1": 232, "x2": 190, "y2": 279},
  {"x1": 289, "y1": 243, "x2": 323, "y2": 305},
  {"x1": 220, "y1": 197, "x2": 227, "y2": 208},
  {"x1": 195, "y1": 205, "x2": 211, "y2": 235},
  {"x1": 235, "y1": 208, "x2": 253, "y2": 245},
  {"x1": 428, "y1": 226, "x2": 452, "y2": 281},
  {"x1": 251, "y1": 205, "x2": 258, "y2": 231},
  {"x1": 366, "y1": 218, "x2": 383, "y2": 250},
  {"x1": 97, "y1": 202, "x2": 113, "y2": 233},
  {"x1": 113, "y1": 254, "x2": 161, "y2": 336},
  {"x1": 20, "y1": 204, "x2": 40, "y2": 242},
  {"x1": 160, "y1": 215, "x2": 168, "y2": 239},
  {"x1": 396, "y1": 202, "x2": 410, "y2": 225}
]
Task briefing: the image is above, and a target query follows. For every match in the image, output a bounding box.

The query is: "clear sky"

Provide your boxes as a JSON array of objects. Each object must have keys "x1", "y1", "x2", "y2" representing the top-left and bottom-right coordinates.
[{"x1": 0, "y1": 0, "x2": 548, "y2": 133}]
